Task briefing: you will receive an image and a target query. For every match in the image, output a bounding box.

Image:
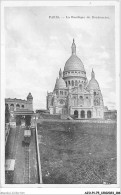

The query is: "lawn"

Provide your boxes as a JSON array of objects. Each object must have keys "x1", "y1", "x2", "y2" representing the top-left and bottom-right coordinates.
[{"x1": 38, "y1": 121, "x2": 117, "y2": 184}]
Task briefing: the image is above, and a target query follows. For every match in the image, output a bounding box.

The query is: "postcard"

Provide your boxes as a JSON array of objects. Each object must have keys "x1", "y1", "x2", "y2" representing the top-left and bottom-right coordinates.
[{"x1": 0, "y1": 0, "x2": 120, "y2": 194}]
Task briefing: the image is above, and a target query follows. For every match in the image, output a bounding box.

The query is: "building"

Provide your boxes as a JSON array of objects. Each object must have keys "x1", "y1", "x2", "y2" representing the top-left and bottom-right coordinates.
[
  {"x1": 36, "y1": 109, "x2": 50, "y2": 114},
  {"x1": 46, "y1": 39, "x2": 104, "y2": 119},
  {"x1": 5, "y1": 92, "x2": 33, "y2": 111},
  {"x1": 104, "y1": 110, "x2": 117, "y2": 120}
]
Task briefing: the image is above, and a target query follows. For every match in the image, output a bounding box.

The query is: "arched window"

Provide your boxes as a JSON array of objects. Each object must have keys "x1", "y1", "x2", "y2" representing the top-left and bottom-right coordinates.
[
  {"x1": 94, "y1": 92, "x2": 96, "y2": 96},
  {"x1": 16, "y1": 104, "x2": 20, "y2": 110},
  {"x1": 60, "y1": 91, "x2": 63, "y2": 95},
  {"x1": 66, "y1": 81, "x2": 67, "y2": 87},
  {"x1": 72, "y1": 80, "x2": 74, "y2": 86},
  {"x1": 72, "y1": 96, "x2": 77, "y2": 106},
  {"x1": 68, "y1": 80, "x2": 70, "y2": 85},
  {"x1": 79, "y1": 96, "x2": 83, "y2": 106},
  {"x1": 75, "y1": 80, "x2": 78, "y2": 86},
  {"x1": 10, "y1": 104, "x2": 14, "y2": 111},
  {"x1": 79, "y1": 84, "x2": 82, "y2": 91},
  {"x1": 22, "y1": 105, "x2": 24, "y2": 108},
  {"x1": 81, "y1": 110, "x2": 85, "y2": 118}
]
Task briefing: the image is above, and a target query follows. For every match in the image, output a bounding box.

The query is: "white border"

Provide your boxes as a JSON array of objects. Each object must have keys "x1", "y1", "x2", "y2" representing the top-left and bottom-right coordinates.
[{"x1": 0, "y1": 0, "x2": 120, "y2": 194}]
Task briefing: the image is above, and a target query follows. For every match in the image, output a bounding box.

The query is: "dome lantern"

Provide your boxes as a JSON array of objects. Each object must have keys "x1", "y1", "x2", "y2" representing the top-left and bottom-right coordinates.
[
  {"x1": 71, "y1": 39, "x2": 76, "y2": 55},
  {"x1": 59, "y1": 68, "x2": 63, "y2": 78},
  {"x1": 91, "y1": 68, "x2": 95, "y2": 79}
]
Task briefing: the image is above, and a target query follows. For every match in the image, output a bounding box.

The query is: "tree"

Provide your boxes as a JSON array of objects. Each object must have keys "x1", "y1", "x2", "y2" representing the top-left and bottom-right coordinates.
[
  {"x1": 25, "y1": 115, "x2": 31, "y2": 127},
  {"x1": 5, "y1": 104, "x2": 10, "y2": 123}
]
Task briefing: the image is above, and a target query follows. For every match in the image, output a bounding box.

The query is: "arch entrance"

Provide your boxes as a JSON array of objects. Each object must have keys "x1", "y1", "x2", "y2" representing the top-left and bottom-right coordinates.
[
  {"x1": 74, "y1": 110, "x2": 78, "y2": 118},
  {"x1": 87, "y1": 110, "x2": 91, "y2": 118},
  {"x1": 81, "y1": 110, "x2": 85, "y2": 118}
]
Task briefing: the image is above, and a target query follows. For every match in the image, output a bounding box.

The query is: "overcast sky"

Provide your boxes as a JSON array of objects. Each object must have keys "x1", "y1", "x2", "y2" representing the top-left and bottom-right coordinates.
[{"x1": 5, "y1": 6, "x2": 115, "y2": 110}]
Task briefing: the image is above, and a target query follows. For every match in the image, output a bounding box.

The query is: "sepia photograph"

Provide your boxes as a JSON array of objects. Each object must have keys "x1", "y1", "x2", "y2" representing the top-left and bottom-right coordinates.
[{"x1": 0, "y1": 0, "x2": 120, "y2": 194}]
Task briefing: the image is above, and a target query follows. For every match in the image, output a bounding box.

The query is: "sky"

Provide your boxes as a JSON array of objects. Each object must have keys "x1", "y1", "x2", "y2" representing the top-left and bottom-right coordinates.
[{"x1": 5, "y1": 6, "x2": 116, "y2": 110}]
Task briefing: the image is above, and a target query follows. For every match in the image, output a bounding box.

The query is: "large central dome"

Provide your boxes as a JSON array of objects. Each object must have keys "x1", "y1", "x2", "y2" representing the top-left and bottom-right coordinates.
[
  {"x1": 64, "y1": 39, "x2": 85, "y2": 72},
  {"x1": 64, "y1": 55, "x2": 85, "y2": 71}
]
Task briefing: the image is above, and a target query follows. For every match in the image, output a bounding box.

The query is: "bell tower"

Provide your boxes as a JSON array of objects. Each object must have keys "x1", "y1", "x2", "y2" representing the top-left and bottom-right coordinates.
[{"x1": 27, "y1": 92, "x2": 33, "y2": 111}]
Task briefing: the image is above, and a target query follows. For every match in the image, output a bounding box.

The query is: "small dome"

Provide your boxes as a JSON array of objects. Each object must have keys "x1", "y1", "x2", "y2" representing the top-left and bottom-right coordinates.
[
  {"x1": 87, "y1": 70, "x2": 100, "y2": 90},
  {"x1": 87, "y1": 78, "x2": 100, "y2": 90},
  {"x1": 64, "y1": 55, "x2": 85, "y2": 72},
  {"x1": 27, "y1": 92, "x2": 33, "y2": 99},
  {"x1": 54, "y1": 77, "x2": 66, "y2": 89}
]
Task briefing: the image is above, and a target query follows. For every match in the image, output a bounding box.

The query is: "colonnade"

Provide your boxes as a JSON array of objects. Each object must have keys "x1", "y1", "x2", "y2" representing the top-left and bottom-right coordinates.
[{"x1": 73, "y1": 109, "x2": 92, "y2": 119}]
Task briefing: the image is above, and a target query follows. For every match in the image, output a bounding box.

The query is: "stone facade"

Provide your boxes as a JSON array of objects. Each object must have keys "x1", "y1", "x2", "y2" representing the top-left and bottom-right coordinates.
[
  {"x1": 47, "y1": 40, "x2": 104, "y2": 119},
  {"x1": 5, "y1": 92, "x2": 33, "y2": 111}
]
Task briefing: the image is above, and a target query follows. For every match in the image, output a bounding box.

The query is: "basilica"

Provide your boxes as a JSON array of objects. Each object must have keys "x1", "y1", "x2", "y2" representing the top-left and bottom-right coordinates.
[{"x1": 46, "y1": 39, "x2": 104, "y2": 119}]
